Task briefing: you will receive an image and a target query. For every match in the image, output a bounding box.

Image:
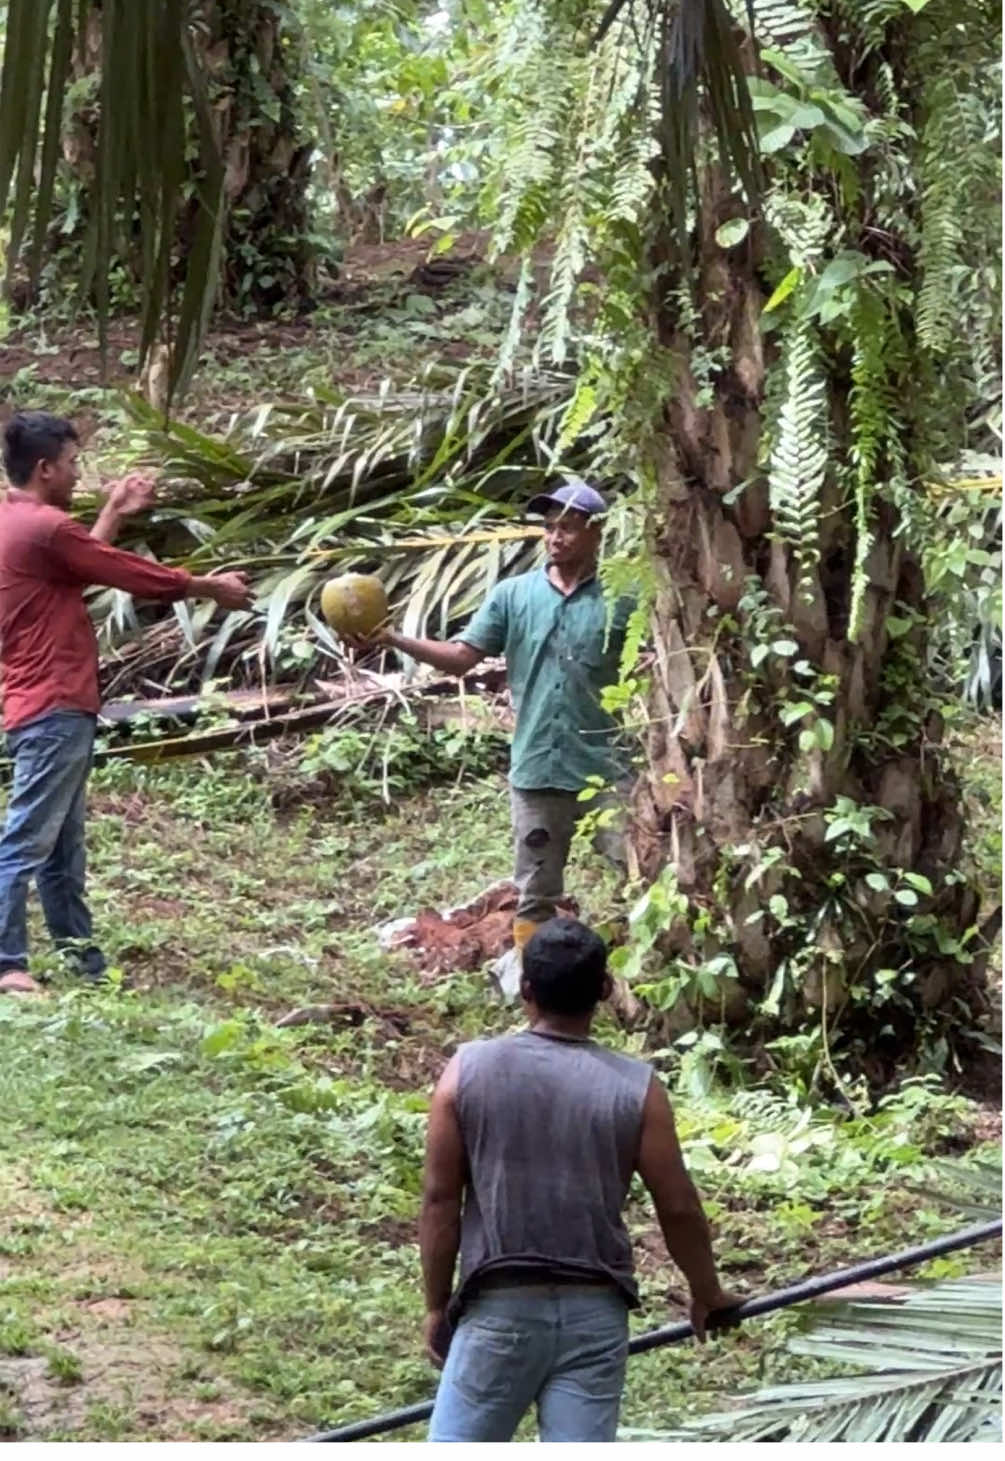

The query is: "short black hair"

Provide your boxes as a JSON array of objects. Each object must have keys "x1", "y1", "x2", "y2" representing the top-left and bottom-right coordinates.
[
  {"x1": 3, "y1": 411, "x2": 78, "y2": 486},
  {"x1": 522, "y1": 917, "x2": 608, "y2": 1015}
]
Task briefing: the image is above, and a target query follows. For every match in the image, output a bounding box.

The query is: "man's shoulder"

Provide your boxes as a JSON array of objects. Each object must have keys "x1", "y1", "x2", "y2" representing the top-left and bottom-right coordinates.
[
  {"x1": 492, "y1": 569, "x2": 542, "y2": 601},
  {"x1": 585, "y1": 1041, "x2": 653, "y2": 1084},
  {"x1": 1, "y1": 494, "x2": 65, "y2": 542},
  {"x1": 471, "y1": 570, "x2": 545, "y2": 625},
  {"x1": 457, "y1": 1032, "x2": 515, "y2": 1059},
  {"x1": 456, "y1": 1030, "x2": 531, "y2": 1070}
]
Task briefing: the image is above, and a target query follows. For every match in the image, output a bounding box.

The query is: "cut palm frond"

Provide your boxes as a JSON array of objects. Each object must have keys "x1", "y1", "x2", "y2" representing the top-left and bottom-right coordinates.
[
  {"x1": 913, "y1": 1152, "x2": 1003, "y2": 1223},
  {"x1": 663, "y1": 1276, "x2": 1001, "y2": 1443},
  {"x1": 93, "y1": 366, "x2": 597, "y2": 695}
]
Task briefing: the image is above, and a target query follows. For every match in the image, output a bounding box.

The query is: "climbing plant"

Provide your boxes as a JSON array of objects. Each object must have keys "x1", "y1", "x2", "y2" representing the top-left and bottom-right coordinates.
[{"x1": 440, "y1": 0, "x2": 1002, "y2": 1073}]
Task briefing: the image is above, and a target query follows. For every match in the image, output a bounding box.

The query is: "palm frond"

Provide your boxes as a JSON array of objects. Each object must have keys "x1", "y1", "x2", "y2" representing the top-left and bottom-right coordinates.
[
  {"x1": 94, "y1": 367, "x2": 589, "y2": 695},
  {"x1": 914, "y1": 1152, "x2": 1004, "y2": 1222},
  {"x1": 0, "y1": 2, "x2": 221, "y2": 396},
  {"x1": 669, "y1": 1276, "x2": 1002, "y2": 1443}
]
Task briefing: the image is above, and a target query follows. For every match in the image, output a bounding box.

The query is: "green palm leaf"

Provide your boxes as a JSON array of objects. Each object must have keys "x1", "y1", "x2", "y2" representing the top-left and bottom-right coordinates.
[
  {"x1": 0, "y1": 2, "x2": 220, "y2": 397},
  {"x1": 97, "y1": 367, "x2": 590, "y2": 693},
  {"x1": 662, "y1": 1276, "x2": 1002, "y2": 1443}
]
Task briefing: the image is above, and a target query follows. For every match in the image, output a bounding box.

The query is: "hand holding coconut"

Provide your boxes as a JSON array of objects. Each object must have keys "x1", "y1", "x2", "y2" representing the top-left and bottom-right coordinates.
[
  {"x1": 321, "y1": 572, "x2": 390, "y2": 649},
  {"x1": 321, "y1": 572, "x2": 484, "y2": 675}
]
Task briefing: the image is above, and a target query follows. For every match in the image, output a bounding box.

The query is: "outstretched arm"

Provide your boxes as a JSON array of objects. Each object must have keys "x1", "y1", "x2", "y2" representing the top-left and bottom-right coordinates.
[
  {"x1": 53, "y1": 519, "x2": 253, "y2": 610},
  {"x1": 382, "y1": 629, "x2": 484, "y2": 677},
  {"x1": 342, "y1": 581, "x2": 505, "y2": 677}
]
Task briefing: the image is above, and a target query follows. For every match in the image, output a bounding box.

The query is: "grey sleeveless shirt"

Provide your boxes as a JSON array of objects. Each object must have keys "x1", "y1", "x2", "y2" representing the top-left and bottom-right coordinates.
[{"x1": 450, "y1": 1029, "x2": 652, "y2": 1318}]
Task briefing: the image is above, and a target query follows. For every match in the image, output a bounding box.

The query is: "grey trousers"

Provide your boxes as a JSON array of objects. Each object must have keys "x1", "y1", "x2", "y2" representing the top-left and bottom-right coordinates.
[{"x1": 510, "y1": 784, "x2": 629, "y2": 924}]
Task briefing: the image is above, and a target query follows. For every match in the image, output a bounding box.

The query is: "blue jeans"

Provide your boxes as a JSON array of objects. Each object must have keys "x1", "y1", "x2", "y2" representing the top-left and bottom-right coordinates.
[
  {"x1": 429, "y1": 1284, "x2": 629, "y2": 1442},
  {"x1": 0, "y1": 710, "x2": 104, "y2": 979}
]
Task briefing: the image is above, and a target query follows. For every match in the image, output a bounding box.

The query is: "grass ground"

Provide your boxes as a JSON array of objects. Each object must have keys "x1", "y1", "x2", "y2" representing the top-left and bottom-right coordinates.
[
  {"x1": 0, "y1": 261, "x2": 1000, "y2": 1442},
  {"x1": 0, "y1": 729, "x2": 999, "y2": 1443}
]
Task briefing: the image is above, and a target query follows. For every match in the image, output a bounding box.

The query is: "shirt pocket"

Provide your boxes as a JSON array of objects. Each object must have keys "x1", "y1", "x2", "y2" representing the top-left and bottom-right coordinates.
[{"x1": 567, "y1": 613, "x2": 619, "y2": 678}]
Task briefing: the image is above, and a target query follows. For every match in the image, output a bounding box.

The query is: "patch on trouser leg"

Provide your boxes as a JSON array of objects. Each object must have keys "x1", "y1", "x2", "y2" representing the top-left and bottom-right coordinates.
[{"x1": 524, "y1": 826, "x2": 551, "y2": 849}]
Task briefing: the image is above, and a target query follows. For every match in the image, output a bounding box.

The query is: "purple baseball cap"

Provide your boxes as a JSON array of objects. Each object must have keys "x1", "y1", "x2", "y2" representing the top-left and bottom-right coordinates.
[{"x1": 526, "y1": 478, "x2": 608, "y2": 519}]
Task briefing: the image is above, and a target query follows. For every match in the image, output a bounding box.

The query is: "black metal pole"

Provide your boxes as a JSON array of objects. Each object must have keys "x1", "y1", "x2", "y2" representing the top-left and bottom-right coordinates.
[{"x1": 302, "y1": 1218, "x2": 1001, "y2": 1442}]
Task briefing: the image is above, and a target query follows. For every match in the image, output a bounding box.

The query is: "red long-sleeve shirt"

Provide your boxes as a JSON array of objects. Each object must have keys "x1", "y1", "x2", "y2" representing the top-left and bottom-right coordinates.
[{"x1": 0, "y1": 489, "x2": 192, "y2": 731}]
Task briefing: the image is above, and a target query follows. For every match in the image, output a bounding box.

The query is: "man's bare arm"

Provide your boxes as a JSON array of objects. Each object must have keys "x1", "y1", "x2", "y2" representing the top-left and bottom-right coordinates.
[
  {"x1": 419, "y1": 1055, "x2": 466, "y2": 1336},
  {"x1": 636, "y1": 1075, "x2": 740, "y2": 1338},
  {"x1": 348, "y1": 627, "x2": 484, "y2": 678}
]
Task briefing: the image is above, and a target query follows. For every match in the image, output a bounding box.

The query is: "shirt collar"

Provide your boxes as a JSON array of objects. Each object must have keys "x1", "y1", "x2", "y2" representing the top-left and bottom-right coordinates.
[{"x1": 541, "y1": 563, "x2": 599, "y2": 598}]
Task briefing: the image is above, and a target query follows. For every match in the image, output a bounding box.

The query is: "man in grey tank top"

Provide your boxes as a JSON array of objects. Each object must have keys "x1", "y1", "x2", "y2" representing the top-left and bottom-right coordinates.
[{"x1": 419, "y1": 918, "x2": 740, "y2": 1442}]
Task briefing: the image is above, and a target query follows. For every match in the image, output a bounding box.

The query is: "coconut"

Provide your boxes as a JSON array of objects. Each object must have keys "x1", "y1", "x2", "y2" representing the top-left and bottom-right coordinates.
[{"x1": 320, "y1": 573, "x2": 389, "y2": 636}]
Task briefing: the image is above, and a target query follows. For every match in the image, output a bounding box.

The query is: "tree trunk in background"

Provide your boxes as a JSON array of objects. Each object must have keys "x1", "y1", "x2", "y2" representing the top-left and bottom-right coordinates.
[
  {"x1": 40, "y1": 2, "x2": 316, "y2": 317},
  {"x1": 195, "y1": 1, "x2": 316, "y2": 313},
  {"x1": 625, "y1": 24, "x2": 994, "y2": 1079}
]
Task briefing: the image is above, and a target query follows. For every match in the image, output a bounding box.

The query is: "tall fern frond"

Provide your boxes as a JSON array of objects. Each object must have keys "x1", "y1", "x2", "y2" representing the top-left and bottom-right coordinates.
[
  {"x1": 768, "y1": 305, "x2": 828, "y2": 589},
  {"x1": 736, "y1": 0, "x2": 833, "y2": 78},
  {"x1": 916, "y1": 84, "x2": 967, "y2": 356},
  {"x1": 479, "y1": 0, "x2": 575, "y2": 257},
  {"x1": 847, "y1": 288, "x2": 908, "y2": 642},
  {"x1": 827, "y1": 0, "x2": 909, "y2": 57},
  {"x1": 916, "y1": 39, "x2": 1000, "y2": 359}
]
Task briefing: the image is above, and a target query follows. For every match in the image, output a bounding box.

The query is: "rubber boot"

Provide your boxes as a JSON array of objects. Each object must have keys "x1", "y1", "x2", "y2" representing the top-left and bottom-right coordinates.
[
  {"x1": 512, "y1": 919, "x2": 541, "y2": 954},
  {"x1": 492, "y1": 919, "x2": 543, "y2": 1003}
]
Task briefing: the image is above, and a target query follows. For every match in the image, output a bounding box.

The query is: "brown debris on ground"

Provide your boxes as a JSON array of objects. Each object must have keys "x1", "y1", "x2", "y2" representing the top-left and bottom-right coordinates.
[
  {"x1": 275, "y1": 1000, "x2": 411, "y2": 1032},
  {"x1": 384, "y1": 881, "x2": 579, "y2": 978}
]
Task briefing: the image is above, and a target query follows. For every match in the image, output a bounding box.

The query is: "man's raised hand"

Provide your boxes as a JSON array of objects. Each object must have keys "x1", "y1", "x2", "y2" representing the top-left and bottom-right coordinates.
[{"x1": 104, "y1": 472, "x2": 156, "y2": 517}]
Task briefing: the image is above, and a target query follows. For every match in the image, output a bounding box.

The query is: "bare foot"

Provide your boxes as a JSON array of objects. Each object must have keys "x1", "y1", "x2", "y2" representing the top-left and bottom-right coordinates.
[{"x1": 0, "y1": 970, "x2": 43, "y2": 995}]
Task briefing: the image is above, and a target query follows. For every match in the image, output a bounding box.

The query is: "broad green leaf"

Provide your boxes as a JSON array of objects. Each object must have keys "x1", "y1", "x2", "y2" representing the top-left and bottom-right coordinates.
[
  {"x1": 763, "y1": 267, "x2": 802, "y2": 313},
  {"x1": 759, "y1": 122, "x2": 797, "y2": 153},
  {"x1": 780, "y1": 700, "x2": 816, "y2": 727}
]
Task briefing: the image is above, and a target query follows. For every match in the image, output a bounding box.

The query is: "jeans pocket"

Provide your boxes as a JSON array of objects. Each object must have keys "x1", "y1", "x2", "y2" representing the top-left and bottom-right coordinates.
[{"x1": 453, "y1": 1319, "x2": 525, "y2": 1401}]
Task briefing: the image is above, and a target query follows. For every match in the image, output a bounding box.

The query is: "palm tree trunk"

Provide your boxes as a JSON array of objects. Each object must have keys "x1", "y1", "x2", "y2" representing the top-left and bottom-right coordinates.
[
  {"x1": 195, "y1": 1, "x2": 316, "y2": 313},
  {"x1": 627, "y1": 96, "x2": 992, "y2": 1066}
]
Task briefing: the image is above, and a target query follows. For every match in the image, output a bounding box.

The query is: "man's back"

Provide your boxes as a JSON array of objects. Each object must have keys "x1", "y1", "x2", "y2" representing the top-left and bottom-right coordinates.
[
  {"x1": 453, "y1": 1029, "x2": 651, "y2": 1313},
  {"x1": 421, "y1": 919, "x2": 737, "y2": 1444}
]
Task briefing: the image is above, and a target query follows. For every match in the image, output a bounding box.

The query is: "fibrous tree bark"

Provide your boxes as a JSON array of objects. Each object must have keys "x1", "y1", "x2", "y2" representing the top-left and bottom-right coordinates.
[
  {"x1": 193, "y1": 0, "x2": 316, "y2": 313},
  {"x1": 620, "y1": 0, "x2": 999, "y2": 1073}
]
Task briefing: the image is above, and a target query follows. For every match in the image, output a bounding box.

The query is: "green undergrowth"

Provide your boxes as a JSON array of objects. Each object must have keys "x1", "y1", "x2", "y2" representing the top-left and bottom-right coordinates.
[
  {"x1": 0, "y1": 268, "x2": 518, "y2": 464},
  {"x1": 0, "y1": 747, "x2": 999, "y2": 1441}
]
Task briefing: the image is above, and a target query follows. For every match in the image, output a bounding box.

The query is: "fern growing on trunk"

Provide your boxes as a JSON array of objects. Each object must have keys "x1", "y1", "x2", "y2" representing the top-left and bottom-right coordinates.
[{"x1": 458, "y1": 0, "x2": 1001, "y2": 1074}]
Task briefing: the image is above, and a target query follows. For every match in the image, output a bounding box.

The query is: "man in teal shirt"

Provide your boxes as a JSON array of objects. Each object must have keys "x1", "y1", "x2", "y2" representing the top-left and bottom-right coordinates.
[{"x1": 344, "y1": 480, "x2": 635, "y2": 974}]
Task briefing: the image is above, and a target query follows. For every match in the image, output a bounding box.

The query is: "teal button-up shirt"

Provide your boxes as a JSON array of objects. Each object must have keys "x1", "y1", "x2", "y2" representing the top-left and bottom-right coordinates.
[{"x1": 459, "y1": 567, "x2": 635, "y2": 792}]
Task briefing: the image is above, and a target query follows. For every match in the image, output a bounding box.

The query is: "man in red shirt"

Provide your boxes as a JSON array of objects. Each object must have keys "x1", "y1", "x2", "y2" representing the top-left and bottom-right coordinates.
[{"x1": 0, "y1": 410, "x2": 252, "y2": 993}]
